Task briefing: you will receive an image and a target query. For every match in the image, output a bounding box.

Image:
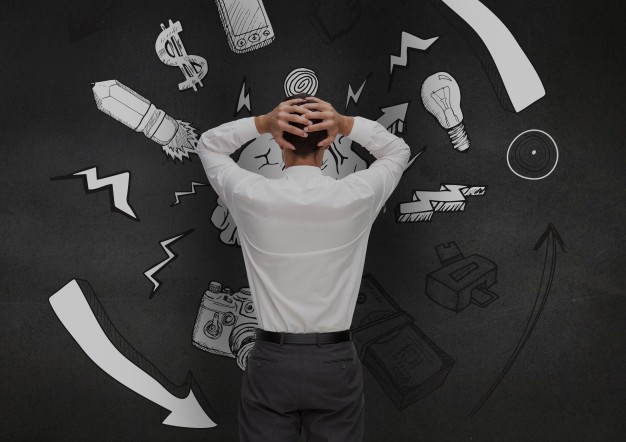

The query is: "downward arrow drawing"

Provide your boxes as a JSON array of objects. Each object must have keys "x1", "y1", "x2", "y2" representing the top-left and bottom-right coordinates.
[
  {"x1": 467, "y1": 224, "x2": 564, "y2": 419},
  {"x1": 49, "y1": 279, "x2": 219, "y2": 428}
]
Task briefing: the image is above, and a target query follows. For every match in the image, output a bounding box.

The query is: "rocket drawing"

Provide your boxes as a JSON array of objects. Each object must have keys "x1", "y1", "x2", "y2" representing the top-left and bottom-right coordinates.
[{"x1": 92, "y1": 79, "x2": 197, "y2": 162}]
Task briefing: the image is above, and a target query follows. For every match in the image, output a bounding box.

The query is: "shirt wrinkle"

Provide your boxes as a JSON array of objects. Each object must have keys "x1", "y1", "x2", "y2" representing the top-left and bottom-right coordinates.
[{"x1": 239, "y1": 224, "x2": 371, "y2": 256}]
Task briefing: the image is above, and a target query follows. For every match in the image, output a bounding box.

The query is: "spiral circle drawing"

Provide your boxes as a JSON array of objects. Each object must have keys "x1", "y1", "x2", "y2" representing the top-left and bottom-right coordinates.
[
  {"x1": 507, "y1": 129, "x2": 559, "y2": 180},
  {"x1": 284, "y1": 68, "x2": 318, "y2": 97}
]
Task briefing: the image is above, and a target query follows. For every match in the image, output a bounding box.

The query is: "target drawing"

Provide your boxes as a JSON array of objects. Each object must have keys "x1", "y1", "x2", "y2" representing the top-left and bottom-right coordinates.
[
  {"x1": 507, "y1": 129, "x2": 559, "y2": 180},
  {"x1": 283, "y1": 67, "x2": 318, "y2": 97}
]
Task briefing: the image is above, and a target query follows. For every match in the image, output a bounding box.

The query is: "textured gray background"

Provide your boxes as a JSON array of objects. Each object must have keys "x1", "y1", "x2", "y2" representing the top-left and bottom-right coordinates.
[{"x1": 1, "y1": 0, "x2": 624, "y2": 441}]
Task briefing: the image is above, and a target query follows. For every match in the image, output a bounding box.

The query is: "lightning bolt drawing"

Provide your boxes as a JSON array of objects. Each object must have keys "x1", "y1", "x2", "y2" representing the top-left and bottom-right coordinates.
[
  {"x1": 404, "y1": 146, "x2": 427, "y2": 173},
  {"x1": 345, "y1": 72, "x2": 372, "y2": 112},
  {"x1": 396, "y1": 184, "x2": 486, "y2": 222},
  {"x1": 171, "y1": 182, "x2": 207, "y2": 206},
  {"x1": 51, "y1": 166, "x2": 138, "y2": 220},
  {"x1": 389, "y1": 31, "x2": 439, "y2": 90},
  {"x1": 235, "y1": 77, "x2": 251, "y2": 115},
  {"x1": 144, "y1": 229, "x2": 194, "y2": 298}
]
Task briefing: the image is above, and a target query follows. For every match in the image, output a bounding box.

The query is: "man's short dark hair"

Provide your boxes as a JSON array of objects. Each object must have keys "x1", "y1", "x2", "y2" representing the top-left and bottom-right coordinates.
[{"x1": 282, "y1": 93, "x2": 328, "y2": 157}]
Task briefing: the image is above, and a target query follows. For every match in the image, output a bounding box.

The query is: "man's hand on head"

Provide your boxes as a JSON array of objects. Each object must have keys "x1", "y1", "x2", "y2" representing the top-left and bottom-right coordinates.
[
  {"x1": 301, "y1": 97, "x2": 355, "y2": 148},
  {"x1": 255, "y1": 98, "x2": 312, "y2": 150}
]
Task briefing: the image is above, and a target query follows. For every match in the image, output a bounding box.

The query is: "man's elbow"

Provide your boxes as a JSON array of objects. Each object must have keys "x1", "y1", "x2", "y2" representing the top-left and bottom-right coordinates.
[{"x1": 400, "y1": 143, "x2": 411, "y2": 170}]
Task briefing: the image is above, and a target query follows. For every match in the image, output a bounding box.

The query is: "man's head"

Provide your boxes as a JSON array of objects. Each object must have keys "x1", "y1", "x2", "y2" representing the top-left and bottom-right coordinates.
[{"x1": 282, "y1": 93, "x2": 328, "y2": 159}]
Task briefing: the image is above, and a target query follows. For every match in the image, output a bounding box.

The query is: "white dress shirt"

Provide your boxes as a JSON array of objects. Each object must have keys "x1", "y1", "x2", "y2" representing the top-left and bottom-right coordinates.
[{"x1": 196, "y1": 116, "x2": 410, "y2": 333}]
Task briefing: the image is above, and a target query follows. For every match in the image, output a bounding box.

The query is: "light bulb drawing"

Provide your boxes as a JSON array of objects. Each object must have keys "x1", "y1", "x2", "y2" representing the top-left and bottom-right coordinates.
[{"x1": 421, "y1": 72, "x2": 470, "y2": 152}]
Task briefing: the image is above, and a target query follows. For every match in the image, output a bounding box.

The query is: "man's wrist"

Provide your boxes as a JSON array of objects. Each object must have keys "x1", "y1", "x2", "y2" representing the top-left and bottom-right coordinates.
[
  {"x1": 339, "y1": 116, "x2": 354, "y2": 136},
  {"x1": 254, "y1": 115, "x2": 267, "y2": 134}
]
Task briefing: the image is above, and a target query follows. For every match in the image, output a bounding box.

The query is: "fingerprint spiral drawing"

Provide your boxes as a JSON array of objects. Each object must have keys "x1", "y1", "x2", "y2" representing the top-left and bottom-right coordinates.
[
  {"x1": 507, "y1": 130, "x2": 559, "y2": 180},
  {"x1": 283, "y1": 67, "x2": 319, "y2": 97}
]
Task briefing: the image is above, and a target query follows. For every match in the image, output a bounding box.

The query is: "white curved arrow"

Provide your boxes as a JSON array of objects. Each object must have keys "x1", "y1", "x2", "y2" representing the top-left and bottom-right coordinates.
[
  {"x1": 49, "y1": 279, "x2": 218, "y2": 428},
  {"x1": 438, "y1": 0, "x2": 545, "y2": 112}
]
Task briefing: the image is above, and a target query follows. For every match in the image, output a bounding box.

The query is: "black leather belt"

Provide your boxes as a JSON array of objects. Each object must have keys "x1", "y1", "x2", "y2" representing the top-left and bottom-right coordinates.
[{"x1": 254, "y1": 328, "x2": 352, "y2": 345}]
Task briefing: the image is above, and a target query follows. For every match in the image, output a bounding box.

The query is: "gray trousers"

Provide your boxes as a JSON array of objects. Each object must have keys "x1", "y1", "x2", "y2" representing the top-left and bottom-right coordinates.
[{"x1": 238, "y1": 339, "x2": 365, "y2": 441}]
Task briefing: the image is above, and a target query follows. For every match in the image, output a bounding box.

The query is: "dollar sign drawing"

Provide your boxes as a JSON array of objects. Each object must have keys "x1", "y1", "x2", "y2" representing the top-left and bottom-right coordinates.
[{"x1": 155, "y1": 19, "x2": 208, "y2": 92}]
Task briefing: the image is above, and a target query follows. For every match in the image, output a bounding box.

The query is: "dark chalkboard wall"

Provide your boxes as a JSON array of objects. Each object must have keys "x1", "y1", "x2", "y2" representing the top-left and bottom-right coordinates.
[{"x1": 1, "y1": 0, "x2": 624, "y2": 441}]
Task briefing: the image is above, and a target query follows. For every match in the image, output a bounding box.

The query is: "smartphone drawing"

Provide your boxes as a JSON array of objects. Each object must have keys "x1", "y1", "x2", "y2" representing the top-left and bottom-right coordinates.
[{"x1": 215, "y1": 0, "x2": 275, "y2": 54}]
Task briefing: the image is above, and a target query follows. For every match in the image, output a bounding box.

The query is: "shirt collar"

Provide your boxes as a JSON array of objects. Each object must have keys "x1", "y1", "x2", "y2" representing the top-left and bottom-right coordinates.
[{"x1": 283, "y1": 165, "x2": 323, "y2": 177}]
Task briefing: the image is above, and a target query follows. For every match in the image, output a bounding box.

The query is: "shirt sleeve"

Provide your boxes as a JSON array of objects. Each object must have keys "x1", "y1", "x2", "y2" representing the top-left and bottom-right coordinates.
[
  {"x1": 342, "y1": 116, "x2": 411, "y2": 220},
  {"x1": 195, "y1": 117, "x2": 264, "y2": 210}
]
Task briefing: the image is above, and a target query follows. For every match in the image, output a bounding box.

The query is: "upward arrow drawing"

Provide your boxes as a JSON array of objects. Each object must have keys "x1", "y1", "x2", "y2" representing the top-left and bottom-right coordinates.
[
  {"x1": 376, "y1": 102, "x2": 410, "y2": 131},
  {"x1": 49, "y1": 279, "x2": 219, "y2": 428},
  {"x1": 467, "y1": 224, "x2": 565, "y2": 419}
]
